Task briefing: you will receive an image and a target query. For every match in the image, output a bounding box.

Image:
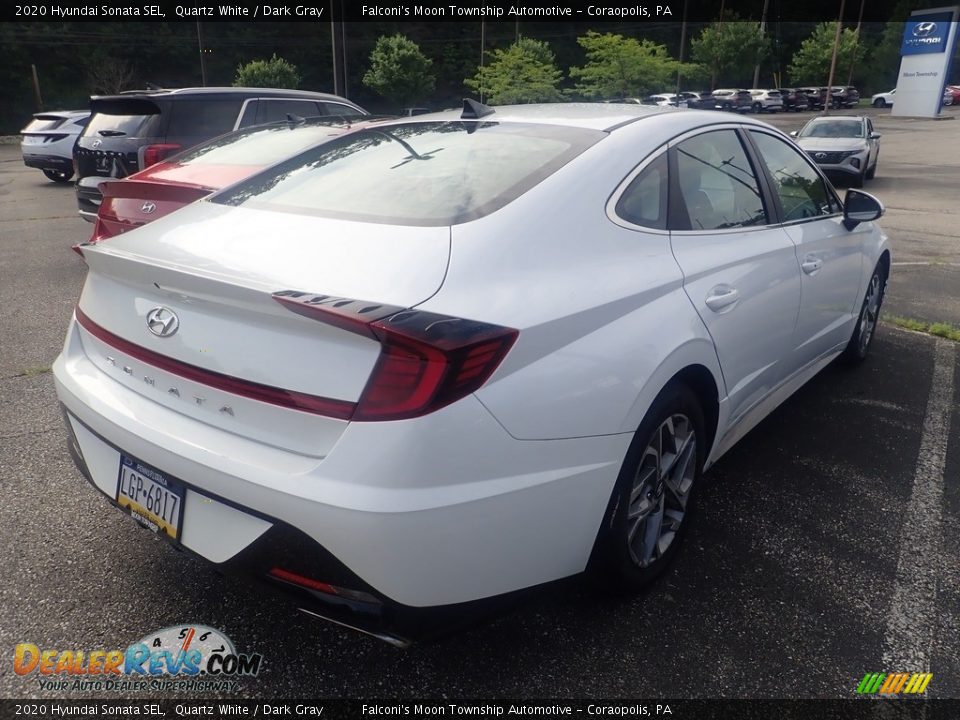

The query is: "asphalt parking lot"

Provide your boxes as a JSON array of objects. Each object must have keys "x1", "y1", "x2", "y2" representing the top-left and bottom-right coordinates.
[{"x1": 1, "y1": 106, "x2": 958, "y2": 700}]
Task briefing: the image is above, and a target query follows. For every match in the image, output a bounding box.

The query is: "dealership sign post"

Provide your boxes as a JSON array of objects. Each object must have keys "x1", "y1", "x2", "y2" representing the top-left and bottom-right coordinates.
[{"x1": 892, "y1": 6, "x2": 959, "y2": 117}]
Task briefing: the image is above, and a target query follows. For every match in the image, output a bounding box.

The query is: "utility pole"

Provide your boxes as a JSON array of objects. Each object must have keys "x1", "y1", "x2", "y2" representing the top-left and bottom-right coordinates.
[
  {"x1": 31, "y1": 64, "x2": 43, "y2": 111},
  {"x1": 675, "y1": 0, "x2": 688, "y2": 98},
  {"x1": 846, "y1": 0, "x2": 866, "y2": 86},
  {"x1": 479, "y1": 21, "x2": 486, "y2": 103},
  {"x1": 823, "y1": 0, "x2": 847, "y2": 115},
  {"x1": 196, "y1": 21, "x2": 207, "y2": 87},
  {"x1": 330, "y1": 1, "x2": 342, "y2": 96},
  {"x1": 711, "y1": 0, "x2": 726, "y2": 91},
  {"x1": 752, "y1": 0, "x2": 770, "y2": 89}
]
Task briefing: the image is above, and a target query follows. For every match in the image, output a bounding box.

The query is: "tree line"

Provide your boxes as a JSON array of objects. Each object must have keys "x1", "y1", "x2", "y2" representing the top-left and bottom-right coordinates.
[{"x1": 1, "y1": 15, "x2": 956, "y2": 130}]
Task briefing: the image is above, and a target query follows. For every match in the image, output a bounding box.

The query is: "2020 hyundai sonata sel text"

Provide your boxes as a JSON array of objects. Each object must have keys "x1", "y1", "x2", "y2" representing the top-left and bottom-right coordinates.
[{"x1": 55, "y1": 101, "x2": 890, "y2": 644}]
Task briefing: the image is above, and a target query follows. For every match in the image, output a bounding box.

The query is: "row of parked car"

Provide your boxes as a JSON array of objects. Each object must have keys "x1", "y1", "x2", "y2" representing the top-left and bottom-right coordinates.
[{"x1": 635, "y1": 86, "x2": 861, "y2": 113}]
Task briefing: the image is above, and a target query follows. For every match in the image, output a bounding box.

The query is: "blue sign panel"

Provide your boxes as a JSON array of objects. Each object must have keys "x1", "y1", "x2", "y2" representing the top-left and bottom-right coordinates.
[{"x1": 901, "y1": 12, "x2": 954, "y2": 55}]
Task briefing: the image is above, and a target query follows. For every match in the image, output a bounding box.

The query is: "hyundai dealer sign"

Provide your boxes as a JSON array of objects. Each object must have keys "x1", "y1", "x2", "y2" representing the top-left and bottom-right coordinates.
[
  {"x1": 901, "y1": 13, "x2": 953, "y2": 54},
  {"x1": 892, "y1": 6, "x2": 959, "y2": 118}
]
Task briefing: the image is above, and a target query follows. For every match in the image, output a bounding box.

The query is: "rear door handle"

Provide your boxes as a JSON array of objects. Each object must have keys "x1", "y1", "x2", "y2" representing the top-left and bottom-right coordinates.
[
  {"x1": 705, "y1": 285, "x2": 740, "y2": 313},
  {"x1": 801, "y1": 255, "x2": 823, "y2": 275}
]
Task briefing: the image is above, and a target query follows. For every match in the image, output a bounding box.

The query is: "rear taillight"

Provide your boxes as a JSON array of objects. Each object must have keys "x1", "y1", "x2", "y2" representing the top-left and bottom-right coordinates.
[
  {"x1": 273, "y1": 291, "x2": 518, "y2": 421},
  {"x1": 267, "y1": 568, "x2": 379, "y2": 605},
  {"x1": 140, "y1": 143, "x2": 181, "y2": 168}
]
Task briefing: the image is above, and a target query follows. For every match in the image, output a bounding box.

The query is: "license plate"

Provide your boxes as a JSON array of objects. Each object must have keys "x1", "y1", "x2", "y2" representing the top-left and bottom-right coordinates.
[{"x1": 116, "y1": 455, "x2": 185, "y2": 541}]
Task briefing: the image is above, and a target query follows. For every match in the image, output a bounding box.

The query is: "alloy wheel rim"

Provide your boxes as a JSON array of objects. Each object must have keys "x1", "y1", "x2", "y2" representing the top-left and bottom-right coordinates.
[
  {"x1": 627, "y1": 414, "x2": 697, "y2": 568},
  {"x1": 859, "y1": 274, "x2": 881, "y2": 354}
]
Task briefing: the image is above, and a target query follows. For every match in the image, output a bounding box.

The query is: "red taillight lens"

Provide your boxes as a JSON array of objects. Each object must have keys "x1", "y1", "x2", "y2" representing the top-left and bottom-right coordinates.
[
  {"x1": 141, "y1": 143, "x2": 181, "y2": 168},
  {"x1": 273, "y1": 291, "x2": 518, "y2": 422}
]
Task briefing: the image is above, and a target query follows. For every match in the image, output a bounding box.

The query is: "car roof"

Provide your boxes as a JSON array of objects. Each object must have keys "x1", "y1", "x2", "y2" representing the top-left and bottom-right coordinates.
[
  {"x1": 91, "y1": 87, "x2": 357, "y2": 103},
  {"x1": 373, "y1": 102, "x2": 674, "y2": 132}
]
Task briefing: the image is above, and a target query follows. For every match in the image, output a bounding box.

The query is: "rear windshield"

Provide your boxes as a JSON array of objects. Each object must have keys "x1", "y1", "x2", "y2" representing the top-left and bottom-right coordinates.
[
  {"x1": 212, "y1": 121, "x2": 604, "y2": 226},
  {"x1": 173, "y1": 123, "x2": 354, "y2": 167},
  {"x1": 23, "y1": 116, "x2": 67, "y2": 133},
  {"x1": 85, "y1": 112, "x2": 156, "y2": 138}
]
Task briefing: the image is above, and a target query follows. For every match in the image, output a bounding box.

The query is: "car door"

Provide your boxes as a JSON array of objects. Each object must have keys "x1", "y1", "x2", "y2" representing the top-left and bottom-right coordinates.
[
  {"x1": 746, "y1": 128, "x2": 866, "y2": 367},
  {"x1": 667, "y1": 127, "x2": 802, "y2": 425}
]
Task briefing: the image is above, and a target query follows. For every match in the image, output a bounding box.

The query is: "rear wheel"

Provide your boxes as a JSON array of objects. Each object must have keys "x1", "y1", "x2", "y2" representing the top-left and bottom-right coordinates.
[
  {"x1": 752, "y1": 102, "x2": 763, "y2": 113},
  {"x1": 42, "y1": 169, "x2": 73, "y2": 183},
  {"x1": 592, "y1": 383, "x2": 705, "y2": 591},
  {"x1": 873, "y1": 98, "x2": 886, "y2": 108},
  {"x1": 840, "y1": 263, "x2": 887, "y2": 364}
]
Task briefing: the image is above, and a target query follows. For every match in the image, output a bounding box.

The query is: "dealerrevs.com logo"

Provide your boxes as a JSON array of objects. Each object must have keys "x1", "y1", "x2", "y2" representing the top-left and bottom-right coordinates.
[{"x1": 13, "y1": 625, "x2": 263, "y2": 693}]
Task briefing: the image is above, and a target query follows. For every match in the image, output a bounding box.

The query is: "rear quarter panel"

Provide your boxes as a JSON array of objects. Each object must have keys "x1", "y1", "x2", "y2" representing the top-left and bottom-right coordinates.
[{"x1": 421, "y1": 115, "x2": 727, "y2": 441}]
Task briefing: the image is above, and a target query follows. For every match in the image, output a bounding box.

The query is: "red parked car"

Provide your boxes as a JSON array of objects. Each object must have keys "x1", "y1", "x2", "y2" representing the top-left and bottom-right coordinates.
[
  {"x1": 946, "y1": 86, "x2": 960, "y2": 105},
  {"x1": 88, "y1": 116, "x2": 389, "y2": 243}
]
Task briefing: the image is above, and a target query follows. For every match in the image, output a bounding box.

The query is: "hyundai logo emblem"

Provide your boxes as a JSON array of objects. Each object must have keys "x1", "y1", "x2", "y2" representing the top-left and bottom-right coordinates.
[
  {"x1": 146, "y1": 307, "x2": 179, "y2": 338},
  {"x1": 141, "y1": 201, "x2": 157, "y2": 214},
  {"x1": 913, "y1": 21, "x2": 937, "y2": 37},
  {"x1": 815, "y1": 152, "x2": 827, "y2": 160},
  {"x1": 91, "y1": 139, "x2": 101, "y2": 149}
]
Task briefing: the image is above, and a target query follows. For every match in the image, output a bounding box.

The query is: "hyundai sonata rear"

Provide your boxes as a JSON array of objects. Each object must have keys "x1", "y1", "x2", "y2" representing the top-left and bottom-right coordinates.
[{"x1": 55, "y1": 104, "x2": 889, "y2": 643}]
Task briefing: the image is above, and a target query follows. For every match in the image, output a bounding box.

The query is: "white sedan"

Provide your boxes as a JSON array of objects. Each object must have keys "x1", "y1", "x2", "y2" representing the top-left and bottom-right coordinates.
[{"x1": 55, "y1": 102, "x2": 890, "y2": 644}]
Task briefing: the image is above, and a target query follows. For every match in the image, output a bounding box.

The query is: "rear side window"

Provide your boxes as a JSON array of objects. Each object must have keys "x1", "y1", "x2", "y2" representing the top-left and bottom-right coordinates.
[
  {"x1": 321, "y1": 101, "x2": 364, "y2": 117},
  {"x1": 214, "y1": 121, "x2": 603, "y2": 226},
  {"x1": 258, "y1": 99, "x2": 323, "y2": 124},
  {"x1": 616, "y1": 153, "x2": 667, "y2": 230},
  {"x1": 166, "y1": 99, "x2": 244, "y2": 139},
  {"x1": 674, "y1": 129, "x2": 767, "y2": 230}
]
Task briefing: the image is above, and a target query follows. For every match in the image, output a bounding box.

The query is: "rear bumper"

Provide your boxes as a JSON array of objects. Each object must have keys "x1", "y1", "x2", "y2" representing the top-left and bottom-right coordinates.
[
  {"x1": 53, "y1": 314, "x2": 627, "y2": 631},
  {"x1": 76, "y1": 176, "x2": 105, "y2": 220},
  {"x1": 23, "y1": 154, "x2": 73, "y2": 172}
]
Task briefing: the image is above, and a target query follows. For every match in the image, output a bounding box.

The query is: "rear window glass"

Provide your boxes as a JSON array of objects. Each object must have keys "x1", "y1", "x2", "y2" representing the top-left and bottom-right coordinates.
[
  {"x1": 85, "y1": 112, "x2": 155, "y2": 137},
  {"x1": 213, "y1": 121, "x2": 604, "y2": 226},
  {"x1": 166, "y1": 99, "x2": 244, "y2": 139},
  {"x1": 173, "y1": 123, "x2": 354, "y2": 167},
  {"x1": 23, "y1": 117, "x2": 66, "y2": 132}
]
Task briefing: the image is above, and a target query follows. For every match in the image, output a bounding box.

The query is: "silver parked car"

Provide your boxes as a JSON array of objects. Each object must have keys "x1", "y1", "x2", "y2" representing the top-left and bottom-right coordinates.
[
  {"x1": 20, "y1": 110, "x2": 90, "y2": 183},
  {"x1": 792, "y1": 116, "x2": 880, "y2": 187}
]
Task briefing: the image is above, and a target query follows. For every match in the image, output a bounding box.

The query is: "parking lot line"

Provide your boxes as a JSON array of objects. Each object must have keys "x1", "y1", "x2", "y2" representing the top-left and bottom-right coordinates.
[{"x1": 882, "y1": 339, "x2": 956, "y2": 673}]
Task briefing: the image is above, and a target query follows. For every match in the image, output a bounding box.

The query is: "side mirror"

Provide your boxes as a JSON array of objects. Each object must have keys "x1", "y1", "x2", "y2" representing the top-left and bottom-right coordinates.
[
  {"x1": 869, "y1": 132, "x2": 882, "y2": 139},
  {"x1": 843, "y1": 189, "x2": 884, "y2": 230},
  {"x1": 789, "y1": 130, "x2": 798, "y2": 137}
]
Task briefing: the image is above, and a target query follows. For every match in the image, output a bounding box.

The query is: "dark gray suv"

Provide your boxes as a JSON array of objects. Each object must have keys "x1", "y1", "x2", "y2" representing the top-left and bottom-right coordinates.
[{"x1": 74, "y1": 87, "x2": 367, "y2": 221}]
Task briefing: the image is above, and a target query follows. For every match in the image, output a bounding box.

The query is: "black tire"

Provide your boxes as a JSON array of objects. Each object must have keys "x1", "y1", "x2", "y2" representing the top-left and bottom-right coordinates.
[
  {"x1": 850, "y1": 169, "x2": 865, "y2": 188},
  {"x1": 752, "y1": 102, "x2": 763, "y2": 114},
  {"x1": 865, "y1": 159, "x2": 877, "y2": 180},
  {"x1": 722, "y1": 102, "x2": 732, "y2": 112},
  {"x1": 591, "y1": 382, "x2": 706, "y2": 591},
  {"x1": 42, "y1": 168, "x2": 73, "y2": 183},
  {"x1": 873, "y1": 98, "x2": 885, "y2": 108},
  {"x1": 840, "y1": 262, "x2": 887, "y2": 364}
]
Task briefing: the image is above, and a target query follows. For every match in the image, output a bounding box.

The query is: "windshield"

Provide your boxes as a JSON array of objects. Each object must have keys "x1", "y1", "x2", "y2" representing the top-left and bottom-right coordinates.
[
  {"x1": 212, "y1": 121, "x2": 604, "y2": 226},
  {"x1": 172, "y1": 122, "x2": 360, "y2": 167},
  {"x1": 799, "y1": 120, "x2": 865, "y2": 139}
]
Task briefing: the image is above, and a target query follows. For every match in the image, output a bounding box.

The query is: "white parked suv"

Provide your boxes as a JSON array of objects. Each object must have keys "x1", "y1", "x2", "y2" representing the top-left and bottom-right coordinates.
[
  {"x1": 749, "y1": 89, "x2": 784, "y2": 113},
  {"x1": 56, "y1": 102, "x2": 890, "y2": 644},
  {"x1": 20, "y1": 110, "x2": 90, "y2": 182}
]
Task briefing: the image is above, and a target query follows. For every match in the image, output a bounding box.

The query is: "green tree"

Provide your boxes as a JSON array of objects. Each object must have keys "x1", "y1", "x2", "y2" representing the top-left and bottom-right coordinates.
[
  {"x1": 569, "y1": 31, "x2": 685, "y2": 99},
  {"x1": 690, "y1": 14, "x2": 771, "y2": 88},
  {"x1": 363, "y1": 34, "x2": 436, "y2": 109},
  {"x1": 233, "y1": 54, "x2": 300, "y2": 89},
  {"x1": 465, "y1": 38, "x2": 563, "y2": 104},
  {"x1": 788, "y1": 22, "x2": 867, "y2": 86}
]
